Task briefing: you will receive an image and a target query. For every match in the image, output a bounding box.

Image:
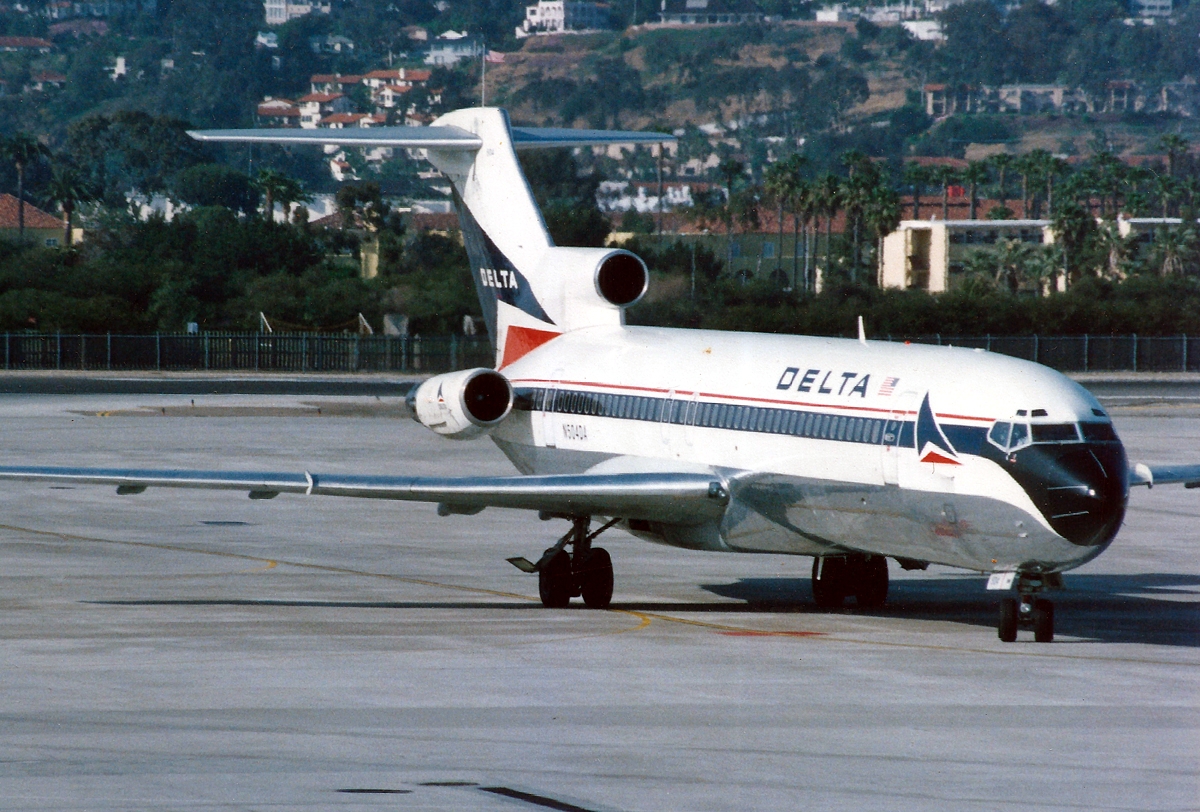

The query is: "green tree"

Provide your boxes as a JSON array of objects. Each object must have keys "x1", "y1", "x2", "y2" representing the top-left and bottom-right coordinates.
[
  {"x1": 43, "y1": 166, "x2": 96, "y2": 248},
  {"x1": 902, "y1": 161, "x2": 929, "y2": 220},
  {"x1": 764, "y1": 154, "x2": 804, "y2": 281},
  {"x1": 933, "y1": 164, "x2": 959, "y2": 221},
  {"x1": 1, "y1": 134, "x2": 50, "y2": 239},
  {"x1": 173, "y1": 164, "x2": 260, "y2": 215},
  {"x1": 962, "y1": 160, "x2": 989, "y2": 220}
]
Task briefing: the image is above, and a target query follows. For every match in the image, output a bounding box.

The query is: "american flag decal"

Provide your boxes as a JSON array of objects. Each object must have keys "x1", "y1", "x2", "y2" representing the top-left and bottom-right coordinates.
[{"x1": 879, "y1": 377, "x2": 899, "y2": 397}]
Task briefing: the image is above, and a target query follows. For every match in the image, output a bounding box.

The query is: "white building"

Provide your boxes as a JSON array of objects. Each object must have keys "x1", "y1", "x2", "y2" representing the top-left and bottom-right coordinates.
[
  {"x1": 263, "y1": 0, "x2": 330, "y2": 26},
  {"x1": 901, "y1": 19, "x2": 943, "y2": 41},
  {"x1": 1134, "y1": 0, "x2": 1171, "y2": 16},
  {"x1": 518, "y1": 0, "x2": 609, "y2": 36},
  {"x1": 424, "y1": 31, "x2": 483, "y2": 65}
]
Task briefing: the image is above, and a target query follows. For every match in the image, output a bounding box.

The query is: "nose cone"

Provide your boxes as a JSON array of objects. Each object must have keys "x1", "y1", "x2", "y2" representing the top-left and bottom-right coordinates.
[{"x1": 1008, "y1": 442, "x2": 1128, "y2": 548}]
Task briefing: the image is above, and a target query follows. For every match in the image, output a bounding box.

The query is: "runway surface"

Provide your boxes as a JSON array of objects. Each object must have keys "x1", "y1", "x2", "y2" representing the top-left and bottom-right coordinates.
[{"x1": 0, "y1": 388, "x2": 1196, "y2": 811}]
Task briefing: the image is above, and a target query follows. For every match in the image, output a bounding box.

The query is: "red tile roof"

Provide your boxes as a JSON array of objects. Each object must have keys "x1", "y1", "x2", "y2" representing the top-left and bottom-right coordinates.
[
  {"x1": 0, "y1": 194, "x2": 63, "y2": 229},
  {"x1": 401, "y1": 69, "x2": 431, "y2": 82},
  {"x1": 257, "y1": 104, "x2": 299, "y2": 117},
  {"x1": 364, "y1": 69, "x2": 401, "y2": 81},
  {"x1": 0, "y1": 36, "x2": 52, "y2": 49},
  {"x1": 299, "y1": 92, "x2": 344, "y2": 103},
  {"x1": 321, "y1": 112, "x2": 367, "y2": 125}
]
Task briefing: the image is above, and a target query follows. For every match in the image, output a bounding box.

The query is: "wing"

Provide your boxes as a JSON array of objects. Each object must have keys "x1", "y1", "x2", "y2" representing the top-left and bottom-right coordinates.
[
  {"x1": 0, "y1": 466, "x2": 727, "y2": 524},
  {"x1": 1129, "y1": 463, "x2": 1200, "y2": 489}
]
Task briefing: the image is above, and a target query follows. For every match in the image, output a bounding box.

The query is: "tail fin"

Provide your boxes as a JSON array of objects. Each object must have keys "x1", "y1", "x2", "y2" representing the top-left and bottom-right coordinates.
[{"x1": 189, "y1": 109, "x2": 673, "y2": 366}]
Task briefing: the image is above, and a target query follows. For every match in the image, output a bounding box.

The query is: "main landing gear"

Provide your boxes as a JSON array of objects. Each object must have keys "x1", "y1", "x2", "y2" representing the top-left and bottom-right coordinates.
[
  {"x1": 508, "y1": 516, "x2": 617, "y2": 609},
  {"x1": 997, "y1": 572, "x2": 1059, "y2": 643},
  {"x1": 811, "y1": 553, "x2": 889, "y2": 609}
]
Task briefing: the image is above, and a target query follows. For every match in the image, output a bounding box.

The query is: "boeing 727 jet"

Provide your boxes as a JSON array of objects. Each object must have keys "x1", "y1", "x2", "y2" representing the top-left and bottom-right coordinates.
[{"x1": 1, "y1": 107, "x2": 1194, "y2": 642}]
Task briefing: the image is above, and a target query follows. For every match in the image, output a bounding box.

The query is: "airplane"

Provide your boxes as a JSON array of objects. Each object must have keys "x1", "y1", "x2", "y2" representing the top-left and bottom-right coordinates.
[{"x1": 0, "y1": 106, "x2": 1195, "y2": 643}]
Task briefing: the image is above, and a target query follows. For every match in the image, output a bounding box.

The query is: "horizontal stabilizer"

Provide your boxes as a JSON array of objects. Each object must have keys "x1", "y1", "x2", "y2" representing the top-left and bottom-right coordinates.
[
  {"x1": 510, "y1": 126, "x2": 674, "y2": 149},
  {"x1": 189, "y1": 120, "x2": 674, "y2": 151},
  {"x1": 0, "y1": 466, "x2": 725, "y2": 524},
  {"x1": 189, "y1": 125, "x2": 484, "y2": 149}
]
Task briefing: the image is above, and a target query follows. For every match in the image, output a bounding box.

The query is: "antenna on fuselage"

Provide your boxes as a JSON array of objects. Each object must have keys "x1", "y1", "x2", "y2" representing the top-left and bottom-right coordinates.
[{"x1": 857, "y1": 315, "x2": 867, "y2": 345}]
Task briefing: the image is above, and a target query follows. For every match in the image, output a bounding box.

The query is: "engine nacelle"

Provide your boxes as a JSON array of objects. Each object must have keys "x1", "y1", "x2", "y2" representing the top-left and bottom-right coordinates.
[
  {"x1": 408, "y1": 368, "x2": 513, "y2": 439},
  {"x1": 535, "y1": 247, "x2": 649, "y2": 331}
]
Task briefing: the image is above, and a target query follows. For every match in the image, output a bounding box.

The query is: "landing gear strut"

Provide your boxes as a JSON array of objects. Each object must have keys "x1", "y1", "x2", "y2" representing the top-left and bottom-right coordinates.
[
  {"x1": 997, "y1": 572, "x2": 1058, "y2": 643},
  {"x1": 511, "y1": 516, "x2": 617, "y2": 609},
  {"x1": 811, "y1": 554, "x2": 889, "y2": 609}
]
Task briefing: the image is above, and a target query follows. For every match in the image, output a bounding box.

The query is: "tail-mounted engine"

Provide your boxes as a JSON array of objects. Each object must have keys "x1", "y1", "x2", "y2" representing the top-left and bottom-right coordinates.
[
  {"x1": 407, "y1": 368, "x2": 513, "y2": 439},
  {"x1": 534, "y1": 247, "x2": 649, "y2": 331}
]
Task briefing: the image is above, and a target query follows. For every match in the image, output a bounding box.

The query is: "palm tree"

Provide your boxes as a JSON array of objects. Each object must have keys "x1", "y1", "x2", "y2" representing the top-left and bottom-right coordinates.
[
  {"x1": 902, "y1": 161, "x2": 928, "y2": 220},
  {"x1": 812, "y1": 173, "x2": 842, "y2": 287},
  {"x1": 793, "y1": 180, "x2": 817, "y2": 293},
  {"x1": 2, "y1": 133, "x2": 50, "y2": 239},
  {"x1": 1159, "y1": 133, "x2": 1190, "y2": 179},
  {"x1": 43, "y1": 167, "x2": 95, "y2": 247},
  {"x1": 863, "y1": 183, "x2": 901, "y2": 285},
  {"x1": 253, "y1": 169, "x2": 290, "y2": 223},
  {"x1": 764, "y1": 156, "x2": 803, "y2": 281},
  {"x1": 274, "y1": 174, "x2": 310, "y2": 223},
  {"x1": 1152, "y1": 173, "x2": 1180, "y2": 219},
  {"x1": 962, "y1": 160, "x2": 989, "y2": 220},
  {"x1": 1023, "y1": 149, "x2": 1055, "y2": 218},
  {"x1": 716, "y1": 157, "x2": 744, "y2": 269},
  {"x1": 988, "y1": 153, "x2": 1014, "y2": 214},
  {"x1": 934, "y1": 164, "x2": 959, "y2": 220}
]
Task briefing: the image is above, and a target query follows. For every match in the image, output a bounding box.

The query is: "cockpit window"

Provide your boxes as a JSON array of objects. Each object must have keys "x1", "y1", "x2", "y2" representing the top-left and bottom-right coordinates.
[
  {"x1": 988, "y1": 420, "x2": 1031, "y2": 452},
  {"x1": 1031, "y1": 423, "x2": 1081, "y2": 443},
  {"x1": 1080, "y1": 421, "x2": 1119, "y2": 442}
]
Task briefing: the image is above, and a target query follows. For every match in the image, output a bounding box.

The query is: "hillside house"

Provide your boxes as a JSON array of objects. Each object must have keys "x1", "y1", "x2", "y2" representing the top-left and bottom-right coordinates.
[
  {"x1": 0, "y1": 194, "x2": 81, "y2": 247},
  {"x1": 310, "y1": 73, "x2": 363, "y2": 94},
  {"x1": 298, "y1": 92, "x2": 352, "y2": 128},
  {"x1": 257, "y1": 97, "x2": 301, "y2": 127},
  {"x1": 657, "y1": 0, "x2": 765, "y2": 25},
  {"x1": 518, "y1": 0, "x2": 609, "y2": 36}
]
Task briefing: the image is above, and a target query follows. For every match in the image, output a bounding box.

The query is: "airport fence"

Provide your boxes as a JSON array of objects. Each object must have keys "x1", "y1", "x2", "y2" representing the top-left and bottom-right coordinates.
[
  {"x1": 1, "y1": 332, "x2": 1199, "y2": 374},
  {"x1": 888, "y1": 334, "x2": 1199, "y2": 372},
  {"x1": 0, "y1": 333, "x2": 493, "y2": 374}
]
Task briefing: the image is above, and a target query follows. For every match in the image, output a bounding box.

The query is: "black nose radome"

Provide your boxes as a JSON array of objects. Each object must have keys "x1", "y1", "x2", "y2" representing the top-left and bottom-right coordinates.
[{"x1": 1008, "y1": 442, "x2": 1128, "y2": 548}]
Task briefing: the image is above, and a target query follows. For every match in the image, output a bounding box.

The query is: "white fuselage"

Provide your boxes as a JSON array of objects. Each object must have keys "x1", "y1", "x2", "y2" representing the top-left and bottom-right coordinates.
[{"x1": 491, "y1": 325, "x2": 1128, "y2": 575}]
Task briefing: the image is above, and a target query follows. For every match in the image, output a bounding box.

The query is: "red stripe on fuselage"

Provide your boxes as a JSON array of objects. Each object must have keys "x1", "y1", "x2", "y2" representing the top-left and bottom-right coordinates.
[{"x1": 508, "y1": 377, "x2": 993, "y2": 423}]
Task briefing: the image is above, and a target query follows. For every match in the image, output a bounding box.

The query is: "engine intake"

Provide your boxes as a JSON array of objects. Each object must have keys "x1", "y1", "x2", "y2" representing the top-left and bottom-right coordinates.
[
  {"x1": 596, "y1": 251, "x2": 648, "y2": 307},
  {"x1": 409, "y1": 368, "x2": 513, "y2": 439}
]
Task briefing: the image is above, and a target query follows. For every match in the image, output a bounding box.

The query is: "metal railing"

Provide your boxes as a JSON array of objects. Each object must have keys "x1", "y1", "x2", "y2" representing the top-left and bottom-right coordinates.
[
  {"x1": 1, "y1": 332, "x2": 1198, "y2": 374},
  {"x1": 890, "y1": 334, "x2": 1197, "y2": 372},
  {"x1": 0, "y1": 333, "x2": 494, "y2": 373}
]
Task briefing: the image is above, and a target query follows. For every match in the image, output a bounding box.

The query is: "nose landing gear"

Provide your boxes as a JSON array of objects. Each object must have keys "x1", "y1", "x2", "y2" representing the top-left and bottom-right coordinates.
[
  {"x1": 997, "y1": 572, "x2": 1059, "y2": 643},
  {"x1": 508, "y1": 516, "x2": 618, "y2": 609}
]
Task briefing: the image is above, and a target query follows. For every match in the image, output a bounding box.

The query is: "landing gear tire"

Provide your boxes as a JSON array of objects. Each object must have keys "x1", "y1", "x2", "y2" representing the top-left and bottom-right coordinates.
[
  {"x1": 1033, "y1": 598, "x2": 1054, "y2": 643},
  {"x1": 812, "y1": 556, "x2": 848, "y2": 609},
  {"x1": 998, "y1": 598, "x2": 1018, "y2": 643},
  {"x1": 538, "y1": 549, "x2": 573, "y2": 608},
  {"x1": 853, "y1": 555, "x2": 889, "y2": 609},
  {"x1": 577, "y1": 547, "x2": 614, "y2": 609}
]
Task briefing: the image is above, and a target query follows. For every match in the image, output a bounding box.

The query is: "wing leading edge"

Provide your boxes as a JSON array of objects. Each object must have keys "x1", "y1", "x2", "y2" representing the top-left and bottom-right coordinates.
[
  {"x1": 0, "y1": 466, "x2": 727, "y2": 524},
  {"x1": 1129, "y1": 463, "x2": 1200, "y2": 488}
]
